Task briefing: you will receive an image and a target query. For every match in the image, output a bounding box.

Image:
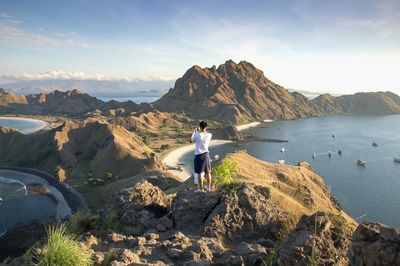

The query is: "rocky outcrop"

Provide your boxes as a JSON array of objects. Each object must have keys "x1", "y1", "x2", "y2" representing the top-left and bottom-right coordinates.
[
  {"x1": 154, "y1": 60, "x2": 323, "y2": 123},
  {"x1": 211, "y1": 125, "x2": 243, "y2": 141},
  {"x1": 278, "y1": 211, "x2": 351, "y2": 266},
  {"x1": 109, "y1": 180, "x2": 173, "y2": 235},
  {"x1": 204, "y1": 183, "x2": 290, "y2": 243},
  {"x1": 348, "y1": 222, "x2": 400, "y2": 266},
  {"x1": 172, "y1": 191, "x2": 222, "y2": 231}
]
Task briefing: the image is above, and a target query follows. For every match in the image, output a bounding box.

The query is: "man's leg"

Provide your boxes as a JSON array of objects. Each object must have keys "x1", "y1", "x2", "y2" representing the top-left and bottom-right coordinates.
[
  {"x1": 199, "y1": 172, "x2": 204, "y2": 190},
  {"x1": 205, "y1": 172, "x2": 212, "y2": 191},
  {"x1": 194, "y1": 173, "x2": 199, "y2": 189}
]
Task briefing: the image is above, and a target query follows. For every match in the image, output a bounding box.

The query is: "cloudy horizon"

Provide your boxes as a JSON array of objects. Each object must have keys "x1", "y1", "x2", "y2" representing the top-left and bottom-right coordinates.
[{"x1": 1, "y1": 0, "x2": 399, "y2": 94}]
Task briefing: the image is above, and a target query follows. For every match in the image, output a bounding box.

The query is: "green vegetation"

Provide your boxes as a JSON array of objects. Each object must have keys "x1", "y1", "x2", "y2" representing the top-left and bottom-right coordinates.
[
  {"x1": 308, "y1": 214, "x2": 318, "y2": 266},
  {"x1": 212, "y1": 159, "x2": 239, "y2": 188},
  {"x1": 102, "y1": 209, "x2": 122, "y2": 231},
  {"x1": 160, "y1": 144, "x2": 171, "y2": 150},
  {"x1": 140, "y1": 132, "x2": 151, "y2": 146},
  {"x1": 105, "y1": 172, "x2": 113, "y2": 180},
  {"x1": 261, "y1": 241, "x2": 283, "y2": 266},
  {"x1": 35, "y1": 225, "x2": 92, "y2": 266},
  {"x1": 67, "y1": 210, "x2": 91, "y2": 234},
  {"x1": 102, "y1": 249, "x2": 117, "y2": 266},
  {"x1": 88, "y1": 177, "x2": 105, "y2": 185},
  {"x1": 54, "y1": 165, "x2": 61, "y2": 173}
]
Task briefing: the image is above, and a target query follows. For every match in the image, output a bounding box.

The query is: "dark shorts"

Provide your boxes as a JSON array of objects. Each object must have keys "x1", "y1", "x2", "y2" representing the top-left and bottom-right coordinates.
[{"x1": 194, "y1": 152, "x2": 211, "y2": 174}]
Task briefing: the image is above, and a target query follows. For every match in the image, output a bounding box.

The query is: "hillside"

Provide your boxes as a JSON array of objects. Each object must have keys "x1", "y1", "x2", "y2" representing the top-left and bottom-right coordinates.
[
  {"x1": 313, "y1": 91, "x2": 400, "y2": 114},
  {"x1": 154, "y1": 60, "x2": 323, "y2": 124},
  {"x1": 0, "y1": 88, "x2": 139, "y2": 115},
  {"x1": 0, "y1": 119, "x2": 161, "y2": 184}
]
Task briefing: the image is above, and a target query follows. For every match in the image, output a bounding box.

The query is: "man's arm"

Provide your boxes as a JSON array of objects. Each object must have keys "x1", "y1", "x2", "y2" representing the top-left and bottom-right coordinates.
[{"x1": 190, "y1": 128, "x2": 198, "y2": 143}]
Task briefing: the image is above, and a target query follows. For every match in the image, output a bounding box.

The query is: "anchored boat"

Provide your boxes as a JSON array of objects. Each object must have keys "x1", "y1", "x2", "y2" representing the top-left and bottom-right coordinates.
[
  {"x1": 357, "y1": 159, "x2": 367, "y2": 166},
  {"x1": 394, "y1": 156, "x2": 400, "y2": 163},
  {"x1": 372, "y1": 142, "x2": 378, "y2": 147}
]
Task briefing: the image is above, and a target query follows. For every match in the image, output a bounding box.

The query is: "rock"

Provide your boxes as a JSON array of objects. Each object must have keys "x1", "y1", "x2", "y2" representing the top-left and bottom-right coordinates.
[
  {"x1": 92, "y1": 252, "x2": 105, "y2": 264},
  {"x1": 204, "y1": 183, "x2": 290, "y2": 242},
  {"x1": 136, "y1": 236, "x2": 146, "y2": 246},
  {"x1": 158, "y1": 216, "x2": 173, "y2": 230},
  {"x1": 189, "y1": 237, "x2": 225, "y2": 262},
  {"x1": 234, "y1": 242, "x2": 268, "y2": 265},
  {"x1": 167, "y1": 247, "x2": 183, "y2": 259},
  {"x1": 107, "y1": 233, "x2": 126, "y2": 243},
  {"x1": 172, "y1": 190, "x2": 221, "y2": 230},
  {"x1": 211, "y1": 125, "x2": 243, "y2": 141},
  {"x1": 110, "y1": 180, "x2": 172, "y2": 235},
  {"x1": 111, "y1": 249, "x2": 140, "y2": 265},
  {"x1": 156, "y1": 224, "x2": 167, "y2": 232},
  {"x1": 278, "y1": 211, "x2": 351, "y2": 266},
  {"x1": 348, "y1": 222, "x2": 400, "y2": 266}
]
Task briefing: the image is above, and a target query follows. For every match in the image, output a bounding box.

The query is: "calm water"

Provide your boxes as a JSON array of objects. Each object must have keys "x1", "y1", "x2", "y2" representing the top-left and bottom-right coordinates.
[
  {"x1": 92, "y1": 92, "x2": 164, "y2": 103},
  {"x1": 181, "y1": 115, "x2": 400, "y2": 226},
  {"x1": 0, "y1": 117, "x2": 48, "y2": 134}
]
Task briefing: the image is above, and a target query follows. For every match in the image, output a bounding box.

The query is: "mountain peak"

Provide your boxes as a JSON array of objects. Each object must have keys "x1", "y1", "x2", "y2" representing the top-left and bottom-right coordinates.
[{"x1": 0, "y1": 88, "x2": 5, "y2": 95}]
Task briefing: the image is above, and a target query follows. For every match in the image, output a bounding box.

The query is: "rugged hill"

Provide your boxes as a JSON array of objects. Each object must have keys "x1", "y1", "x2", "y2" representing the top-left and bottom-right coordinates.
[
  {"x1": 0, "y1": 119, "x2": 161, "y2": 183},
  {"x1": 0, "y1": 88, "x2": 139, "y2": 115},
  {"x1": 312, "y1": 91, "x2": 400, "y2": 114},
  {"x1": 154, "y1": 60, "x2": 323, "y2": 124}
]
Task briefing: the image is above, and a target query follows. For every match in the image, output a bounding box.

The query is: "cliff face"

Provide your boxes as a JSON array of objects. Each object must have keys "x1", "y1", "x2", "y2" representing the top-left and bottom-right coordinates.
[
  {"x1": 0, "y1": 120, "x2": 161, "y2": 182},
  {"x1": 154, "y1": 60, "x2": 323, "y2": 124},
  {"x1": 312, "y1": 91, "x2": 400, "y2": 114}
]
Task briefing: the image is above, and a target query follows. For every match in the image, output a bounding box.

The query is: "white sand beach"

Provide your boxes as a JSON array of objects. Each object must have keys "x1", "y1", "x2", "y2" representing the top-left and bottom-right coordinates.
[
  {"x1": 235, "y1": 119, "x2": 274, "y2": 131},
  {"x1": 0, "y1": 116, "x2": 49, "y2": 134},
  {"x1": 163, "y1": 140, "x2": 232, "y2": 181}
]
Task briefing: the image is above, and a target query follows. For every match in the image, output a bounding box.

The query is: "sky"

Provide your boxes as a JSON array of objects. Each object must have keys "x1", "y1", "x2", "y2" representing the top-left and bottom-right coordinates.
[{"x1": 0, "y1": 0, "x2": 399, "y2": 94}]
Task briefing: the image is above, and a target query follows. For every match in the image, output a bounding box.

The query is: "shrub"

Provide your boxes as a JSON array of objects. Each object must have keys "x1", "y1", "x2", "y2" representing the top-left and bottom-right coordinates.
[
  {"x1": 35, "y1": 225, "x2": 92, "y2": 266},
  {"x1": 54, "y1": 165, "x2": 61, "y2": 173},
  {"x1": 140, "y1": 133, "x2": 151, "y2": 146},
  {"x1": 102, "y1": 210, "x2": 121, "y2": 231},
  {"x1": 160, "y1": 144, "x2": 171, "y2": 150},
  {"x1": 212, "y1": 159, "x2": 239, "y2": 188},
  {"x1": 67, "y1": 210, "x2": 91, "y2": 234},
  {"x1": 105, "y1": 172, "x2": 113, "y2": 180}
]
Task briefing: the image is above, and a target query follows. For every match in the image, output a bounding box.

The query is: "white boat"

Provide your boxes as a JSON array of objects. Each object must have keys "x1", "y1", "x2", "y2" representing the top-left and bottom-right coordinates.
[
  {"x1": 357, "y1": 159, "x2": 367, "y2": 166},
  {"x1": 394, "y1": 156, "x2": 400, "y2": 163},
  {"x1": 328, "y1": 151, "x2": 332, "y2": 158},
  {"x1": 281, "y1": 147, "x2": 285, "y2": 152},
  {"x1": 312, "y1": 152, "x2": 317, "y2": 158}
]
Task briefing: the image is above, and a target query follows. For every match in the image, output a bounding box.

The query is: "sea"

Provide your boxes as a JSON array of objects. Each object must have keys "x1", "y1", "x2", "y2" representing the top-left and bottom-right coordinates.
[{"x1": 180, "y1": 114, "x2": 400, "y2": 227}]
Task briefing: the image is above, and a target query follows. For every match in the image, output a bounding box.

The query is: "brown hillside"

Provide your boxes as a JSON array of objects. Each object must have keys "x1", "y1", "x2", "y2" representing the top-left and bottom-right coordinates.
[
  {"x1": 154, "y1": 60, "x2": 323, "y2": 123},
  {"x1": 0, "y1": 120, "x2": 161, "y2": 183}
]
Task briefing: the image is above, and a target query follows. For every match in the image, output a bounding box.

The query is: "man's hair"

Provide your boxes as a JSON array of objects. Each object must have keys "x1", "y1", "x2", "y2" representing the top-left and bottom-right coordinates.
[{"x1": 199, "y1": 121, "x2": 208, "y2": 129}]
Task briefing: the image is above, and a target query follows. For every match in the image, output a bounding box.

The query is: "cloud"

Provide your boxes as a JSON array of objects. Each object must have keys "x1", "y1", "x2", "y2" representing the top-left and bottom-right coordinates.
[
  {"x1": 0, "y1": 13, "x2": 89, "y2": 48},
  {"x1": 0, "y1": 70, "x2": 172, "y2": 83}
]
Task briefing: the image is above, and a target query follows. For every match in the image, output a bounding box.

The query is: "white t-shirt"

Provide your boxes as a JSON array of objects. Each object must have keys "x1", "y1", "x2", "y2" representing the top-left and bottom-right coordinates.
[{"x1": 191, "y1": 131, "x2": 212, "y2": 155}]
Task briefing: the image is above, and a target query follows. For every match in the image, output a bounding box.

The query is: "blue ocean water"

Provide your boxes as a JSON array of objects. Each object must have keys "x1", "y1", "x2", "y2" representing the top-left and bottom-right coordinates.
[
  {"x1": 0, "y1": 117, "x2": 48, "y2": 134},
  {"x1": 180, "y1": 115, "x2": 400, "y2": 226}
]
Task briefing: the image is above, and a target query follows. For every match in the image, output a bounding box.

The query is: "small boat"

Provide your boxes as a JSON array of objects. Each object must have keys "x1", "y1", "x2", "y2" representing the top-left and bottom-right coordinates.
[
  {"x1": 278, "y1": 160, "x2": 285, "y2": 165},
  {"x1": 328, "y1": 151, "x2": 332, "y2": 158},
  {"x1": 357, "y1": 160, "x2": 367, "y2": 166},
  {"x1": 332, "y1": 134, "x2": 335, "y2": 138},
  {"x1": 372, "y1": 142, "x2": 378, "y2": 147},
  {"x1": 281, "y1": 147, "x2": 285, "y2": 152},
  {"x1": 312, "y1": 152, "x2": 317, "y2": 159},
  {"x1": 394, "y1": 156, "x2": 400, "y2": 163},
  {"x1": 338, "y1": 150, "x2": 342, "y2": 155}
]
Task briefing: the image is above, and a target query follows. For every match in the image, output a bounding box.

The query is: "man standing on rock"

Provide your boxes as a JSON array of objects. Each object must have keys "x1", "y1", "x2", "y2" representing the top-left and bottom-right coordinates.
[{"x1": 190, "y1": 121, "x2": 212, "y2": 192}]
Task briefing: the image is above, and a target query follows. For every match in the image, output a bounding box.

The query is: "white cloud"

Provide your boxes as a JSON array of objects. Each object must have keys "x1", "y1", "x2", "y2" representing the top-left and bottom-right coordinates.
[
  {"x1": 0, "y1": 70, "x2": 172, "y2": 83},
  {"x1": 0, "y1": 13, "x2": 89, "y2": 48}
]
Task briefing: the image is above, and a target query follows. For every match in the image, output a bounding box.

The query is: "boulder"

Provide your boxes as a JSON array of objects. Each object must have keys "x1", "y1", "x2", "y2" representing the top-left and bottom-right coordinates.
[
  {"x1": 204, "y1": 183, "x2": 289, "y2": 242},
  {"x1": 278, "y1": 211, "x2": 350, "y2": 266},
  {"x1": 348, "y1": 222, "x2": 400, "y2": 266},
  {"x1": 109, "y1": 180, "x2": 172, "y2": 235},
  {"x1": 172, "y1": 191, "x2": 221, "y2": 230}
]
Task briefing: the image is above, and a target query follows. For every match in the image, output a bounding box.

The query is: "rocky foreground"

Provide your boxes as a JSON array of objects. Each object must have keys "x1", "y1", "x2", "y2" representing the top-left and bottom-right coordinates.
[{"x1": 4, "y1": 179, "x2": 400, "y2": 266}]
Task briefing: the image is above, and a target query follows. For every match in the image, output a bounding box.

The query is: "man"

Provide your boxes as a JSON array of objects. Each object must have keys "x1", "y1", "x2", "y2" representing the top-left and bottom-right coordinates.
[{"x1": 190, "y1": 121, "x2": 212, "y2": 192}]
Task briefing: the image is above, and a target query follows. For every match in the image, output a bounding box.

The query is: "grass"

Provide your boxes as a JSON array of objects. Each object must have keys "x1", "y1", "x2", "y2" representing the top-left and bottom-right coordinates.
[
  {"x1": 261, "y1": 241, "x2": 283, "y2": 266},
  {"x1": 67, "y1": 210, "x2": 91, "y2": 234},
  {"x1": 102, "y1": 209, "x2": 121, "y2": 231},
  {"x1": 220, "y1": 181, "x2": 244, "y2": 195},
  {"x1": 35, "y1": 225, "x2": 92, "y2": 266}
]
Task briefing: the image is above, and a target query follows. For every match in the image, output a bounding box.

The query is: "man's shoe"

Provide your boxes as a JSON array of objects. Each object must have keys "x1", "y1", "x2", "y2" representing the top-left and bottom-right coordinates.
[{"x1": 194, "y1": 188, "x2": 203, "y2": 193}]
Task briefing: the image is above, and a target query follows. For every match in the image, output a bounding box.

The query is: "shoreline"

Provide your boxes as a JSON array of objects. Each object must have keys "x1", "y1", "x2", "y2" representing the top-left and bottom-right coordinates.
[
  {"x1": 235, "y1": 119, "x2": 273, "y2": 131},
  {"x1": 0, "y1": 116, "x2": 50, "y2": 134},
  {"x1": 162, "y1": 140, "x2": 232, "y2": 181}
]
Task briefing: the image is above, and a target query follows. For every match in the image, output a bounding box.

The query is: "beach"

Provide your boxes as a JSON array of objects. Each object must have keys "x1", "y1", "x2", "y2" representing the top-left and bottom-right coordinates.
[
  {"x1": 235, "y1": 119, "x2": 273, "y2": 131},
  {"x1": 0, "y1": 116, "x2": 49, "y2": 134}
]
